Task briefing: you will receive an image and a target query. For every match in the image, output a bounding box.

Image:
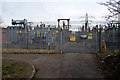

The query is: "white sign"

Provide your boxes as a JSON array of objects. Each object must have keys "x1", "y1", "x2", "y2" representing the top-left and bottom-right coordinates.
[
  {"x1": 81, "y1": 35, "x2": 87, "y2": 38},
  {"x1": 88, "y1": 36, "x2": 92, "y2": 39}
]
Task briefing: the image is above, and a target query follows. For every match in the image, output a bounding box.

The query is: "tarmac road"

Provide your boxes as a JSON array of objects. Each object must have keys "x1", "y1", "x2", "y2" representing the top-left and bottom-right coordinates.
[
  {"x1": 2, "y1": 37, "x2": 103, "y2": 79},
  {"x1": 3, "y1": 53, "x2": 105, "y2": 79}
]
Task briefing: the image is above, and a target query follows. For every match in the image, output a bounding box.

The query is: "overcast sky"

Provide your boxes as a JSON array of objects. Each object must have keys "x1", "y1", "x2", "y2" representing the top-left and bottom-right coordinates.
[{"x1": 1, "y1": 0, "x2": 109, "y2": 27}]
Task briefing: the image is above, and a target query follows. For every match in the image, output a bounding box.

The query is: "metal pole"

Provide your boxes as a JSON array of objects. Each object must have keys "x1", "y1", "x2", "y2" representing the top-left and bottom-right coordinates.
[
  {"x1": 58, "y1": 20, "x2": 61, "y2": 53},
  {"x1": 99, "y1": 27, "x2": 101, "y2": 52},
  {"x1": 27, "y1": 26, "x2": 28, "y2": 49},
  {"x1": 68, "y1": 19, "x2": 70, "y2": 30},
  {"x1": 96, "y1": 25, "x2": 98, "y2": 52},
  {"x1": 60, "y1": 28, "x2": 62, "y2": 53}
]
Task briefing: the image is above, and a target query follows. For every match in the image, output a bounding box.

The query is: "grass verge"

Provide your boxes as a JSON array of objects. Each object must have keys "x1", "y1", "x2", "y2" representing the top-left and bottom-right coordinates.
[{"x1": 2, "y1": 60, "x2": 34, "y2": 80}]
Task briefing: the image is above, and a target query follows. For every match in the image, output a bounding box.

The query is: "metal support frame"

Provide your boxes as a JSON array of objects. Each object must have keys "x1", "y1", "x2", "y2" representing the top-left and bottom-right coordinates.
[{"x1": 57, "y1": 18, "x2": 70, "y2": 53}]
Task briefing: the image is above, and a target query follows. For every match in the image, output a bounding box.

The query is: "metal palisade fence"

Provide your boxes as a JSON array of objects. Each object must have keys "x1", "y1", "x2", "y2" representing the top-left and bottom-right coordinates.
[{"x1": 2, "y1": 20, "x2": 120, "y2": 53}]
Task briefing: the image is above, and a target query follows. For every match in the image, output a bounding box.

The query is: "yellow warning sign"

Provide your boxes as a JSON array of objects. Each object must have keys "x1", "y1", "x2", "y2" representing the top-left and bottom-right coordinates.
[
  {"x1": 70, "y1": 36, "x2": 76, "y2": 41},
  {"x1": 37, "y1": 31, "x2": 39, "y2": 35},
  {"x1": 19, "y1": 30, "x2": 22, "y2": 34},
  {"x1": 16, "y1": 31, "x2": 19, "y2": 35},
  {"x1": 56, "y1": 28, "x2": 59, "y2": 33},
  {"x1": 56, "y1": 30, "x2": 58, "y2": 33},
  {"x1": 102, "y1": 30, "x2": 104, "y2": 33},
  {"x1": 88, "y1": 33, "x2": 92, "y2": 36},
  {"x1": 88, "y1": 33, "x2": 92, "y2": 39}
]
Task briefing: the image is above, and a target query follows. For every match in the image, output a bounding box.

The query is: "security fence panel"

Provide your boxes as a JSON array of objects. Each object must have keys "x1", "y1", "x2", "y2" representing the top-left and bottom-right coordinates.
[
  {"x1": 3, "y1": 20, "x2": 120, "y2": 53},
  {"x1": 61, "y1": 28, "x2": 98, "y2": 53},
  {"x1": 58, "y1": 21, "x2": 99, "y2": 53}
]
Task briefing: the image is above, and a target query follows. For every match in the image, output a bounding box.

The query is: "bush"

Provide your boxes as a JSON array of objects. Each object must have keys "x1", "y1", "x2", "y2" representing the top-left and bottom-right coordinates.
[{"x1": 96, "y1": 50, "x2": 120, "y2": 80}]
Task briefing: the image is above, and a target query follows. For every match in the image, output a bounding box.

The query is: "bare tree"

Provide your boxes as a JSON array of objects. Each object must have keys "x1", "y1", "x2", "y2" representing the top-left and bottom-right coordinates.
[{"x1": 99, "y1": 0, "x2": 120, "y2": 21}]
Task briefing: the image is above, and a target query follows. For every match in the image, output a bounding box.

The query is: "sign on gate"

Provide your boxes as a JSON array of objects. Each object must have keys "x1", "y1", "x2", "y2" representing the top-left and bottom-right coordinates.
[
  {"x1": 81, "y1": 35, "x2": 87, "y2": 40},
  {"x1": 88, "y1": 33, "x2": 92, "y2": 39},
  {"x1": 70, "y1": 36, "x2": 76, "y2": 42}
]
